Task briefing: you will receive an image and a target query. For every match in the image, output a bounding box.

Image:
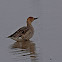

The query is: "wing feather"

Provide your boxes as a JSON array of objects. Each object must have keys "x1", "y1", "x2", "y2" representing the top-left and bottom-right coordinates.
[{"x1": 8, "y1": 26, "x2": 29, "y2": 38}]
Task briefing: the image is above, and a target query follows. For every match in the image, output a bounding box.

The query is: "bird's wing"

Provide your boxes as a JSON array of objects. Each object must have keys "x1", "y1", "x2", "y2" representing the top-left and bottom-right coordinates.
[{"x1": 8, "y1": 26, "x2": 29, "y2": 38}]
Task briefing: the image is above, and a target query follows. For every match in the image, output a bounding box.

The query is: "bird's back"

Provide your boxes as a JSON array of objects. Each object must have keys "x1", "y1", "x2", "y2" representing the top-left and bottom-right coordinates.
[{"x1": 8, "y1": 26, "x2": 29, "y2": 38}]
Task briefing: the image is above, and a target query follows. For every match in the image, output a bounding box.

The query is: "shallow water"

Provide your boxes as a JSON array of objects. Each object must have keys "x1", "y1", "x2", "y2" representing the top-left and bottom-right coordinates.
[
  {"x1": 9, "y1": 40, "x2": 39, "y2": 62},
  {"x1": 0, "y1": 0, "x2": 62, "y2": 62}
]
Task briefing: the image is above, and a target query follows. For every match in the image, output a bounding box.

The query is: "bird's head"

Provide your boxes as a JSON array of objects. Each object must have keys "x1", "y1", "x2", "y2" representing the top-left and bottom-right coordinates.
[{"x1": 27, "y1": 17, "x2": 38, "y2": 24}]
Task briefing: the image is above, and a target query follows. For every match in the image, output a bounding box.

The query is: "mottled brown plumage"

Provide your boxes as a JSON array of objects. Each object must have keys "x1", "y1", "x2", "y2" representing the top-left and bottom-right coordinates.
[
  {"x1": 8, "y1": 17, "x2": 38, "y2": 41},
  {"x1": 8, "y1": 27, "x2": 29, "y2": 37}
]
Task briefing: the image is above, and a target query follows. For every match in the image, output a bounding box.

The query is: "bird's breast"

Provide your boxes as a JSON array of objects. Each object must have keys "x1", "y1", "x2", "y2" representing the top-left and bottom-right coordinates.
[{"x1": 21, "y1": 27, "x2": 34, "y2": 40}]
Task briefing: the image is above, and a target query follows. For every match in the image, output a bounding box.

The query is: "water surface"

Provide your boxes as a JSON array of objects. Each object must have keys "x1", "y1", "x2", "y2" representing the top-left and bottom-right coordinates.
[{"x1": 0, "y1": 0, "x2": 62, "y2": 62}]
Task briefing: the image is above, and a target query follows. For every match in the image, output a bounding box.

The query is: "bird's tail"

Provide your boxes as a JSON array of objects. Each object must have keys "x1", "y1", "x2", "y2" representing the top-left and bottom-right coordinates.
[{"x1": 6, "y1": 36, "x2": 11, "y2": 38}]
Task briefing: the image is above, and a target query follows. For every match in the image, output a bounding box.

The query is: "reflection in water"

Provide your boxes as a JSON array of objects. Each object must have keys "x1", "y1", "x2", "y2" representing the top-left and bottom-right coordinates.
[{"x1": 10, "y1": 39, "x2": 39, "y2": 62}]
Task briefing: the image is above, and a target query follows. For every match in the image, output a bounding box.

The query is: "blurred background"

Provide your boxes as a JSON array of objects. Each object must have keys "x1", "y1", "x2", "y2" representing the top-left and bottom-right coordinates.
[{"x1": 0, "y1": 0, "x2": 62, "y2": 62}]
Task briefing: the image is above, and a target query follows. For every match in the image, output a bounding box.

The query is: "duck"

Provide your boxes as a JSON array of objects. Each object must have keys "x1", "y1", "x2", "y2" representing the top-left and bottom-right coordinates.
[{"x1": 7, "y1": 17, "x2": 38, "y2": 41}]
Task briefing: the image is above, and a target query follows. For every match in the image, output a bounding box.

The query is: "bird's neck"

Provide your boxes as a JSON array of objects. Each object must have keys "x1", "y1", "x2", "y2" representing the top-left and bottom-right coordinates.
[{"x1": 27, "y1": 22, "x2": 33, "y2": 28}]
